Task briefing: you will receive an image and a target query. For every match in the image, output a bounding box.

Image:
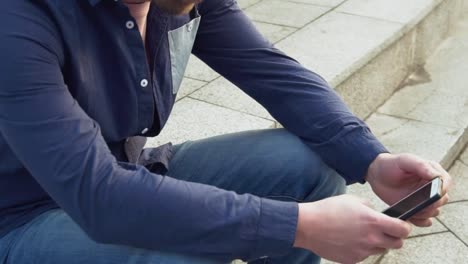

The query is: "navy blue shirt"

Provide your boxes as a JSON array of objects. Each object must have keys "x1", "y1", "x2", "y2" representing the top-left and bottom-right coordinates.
[{"x1": 0, "y1": 0, "x2": 387, "y2": 261}]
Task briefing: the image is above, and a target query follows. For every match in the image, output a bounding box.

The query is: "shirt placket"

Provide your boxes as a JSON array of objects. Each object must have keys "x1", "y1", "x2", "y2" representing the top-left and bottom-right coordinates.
[
  {"x1": 116, "y1": 2, "x2": 155, "y2": 136},
  {"x1": 147, "y1": 6, "x2": 169, "y2": 134}
]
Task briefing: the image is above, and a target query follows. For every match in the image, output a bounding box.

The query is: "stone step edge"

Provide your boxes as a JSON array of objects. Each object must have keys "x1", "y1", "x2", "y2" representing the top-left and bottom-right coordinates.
[
  {"x1": 441, "y1": 129, "x2": 468, "y2": 170},
  {"x1": 334, "y1": 0, "x2": 464, "y2": 120},
  {"x1": 182, "y1": 1, "x2": 462, "y2": 124}
]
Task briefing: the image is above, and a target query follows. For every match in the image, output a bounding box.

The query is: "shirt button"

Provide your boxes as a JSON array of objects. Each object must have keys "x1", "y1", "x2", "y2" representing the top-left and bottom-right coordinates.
[
  {"x1": 126, "y1": 21, "x2": 135, "y2": 29},
  {"x1": 141, "y1": 128, "x2": 149, "y2": 134},
  {"x1": 140, "y1": 78, "x2": 149, "y2": 88},
  {"x1": 187, "y1": 23, "x2": 193, "y2": 32}
]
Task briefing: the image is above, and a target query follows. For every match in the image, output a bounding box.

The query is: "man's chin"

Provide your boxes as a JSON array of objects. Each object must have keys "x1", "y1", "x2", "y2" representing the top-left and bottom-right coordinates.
[
  {"x1": 176, "y1": 4, "x2": 196, "y2": 15},
  {"x1": 154, "y1": 0, "x2": 200, "y2": 15}
]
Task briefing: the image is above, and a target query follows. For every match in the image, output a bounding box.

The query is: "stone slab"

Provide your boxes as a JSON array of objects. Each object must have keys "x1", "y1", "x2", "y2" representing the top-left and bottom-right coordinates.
[
  {"x1": 410, "y1": 218, "x2": 447, "y2": 237},
  {"x1": 288, "y1": 0, "x2": 345, "y2": 7},
  {"x1": 445, "y1": 131, "x2": 468, "y2": 170},
  {"x1": 176, "y1": 78, "x2": 207, "y2": 101},
  {"x1": 189, "y1": 77, "x2": 274, "y2": 120},
  {"x1": 336, "y1": 29, "x2": 415, "y2": 118},
  {"x1": 365, "y1": 114, "x2": 465, "y2": 166},
  {"x1": 437, "y1": 202, "x2": 468, "y2": 245},
  {"x1": 236, "y1": 0, "x2": 261, "y2": 10},
  {"x1": 184, "y1": 55, "x2": 219, "y2": 82},
  {"x1": 276, "y1": 12, "x2": 403, "y2": 87},
  {"x1": 448, "y1": 0, "x2": 466, "y2": 32},
  {"x1": 244, "y1": 0, "x2": 330, "y2": 28},
  {"x1": 379, "y1": 232, "x2": 468, "y2": 264},
  {"x1": 448, "y1": 161, "x2": 468, "y2": 202},
  {"x1": 461, "y1": 146, "x2": 468, "y2": 164},
  {"x1": 322, "y1": 254, "x2": 381, "y2": 264},
  {"x1": 378, "y1": 83, "x2": 468, "y2": 129},
  {"x1": 252, "y1": 21, "x2": 296, "y2": 43},
  {"x1": 414, "y1": 0, "x2": 451, "y2": 66},
  {"x1": 336, "y1": 0, "x2": 443, "y2": 24},
  {"x1": 378, "y1": 32, "x2": 468, "y2": 128},
  {"x1": 146, "y1": 98, "x2": 274, "y2": 147},
  {"x1": 423, "y1": 37, "x2": 468, "y2": 96},
  {"x1": 450, "y1": 18, "x2": 468, "y2": 45}
]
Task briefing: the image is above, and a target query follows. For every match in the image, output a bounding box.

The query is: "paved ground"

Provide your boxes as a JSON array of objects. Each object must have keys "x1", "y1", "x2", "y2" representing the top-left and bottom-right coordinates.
[
  {"x1": 144, "y1": 0, "x2": 468, "y2": 263},
  {"x1": 370, "y1": 146, "x2": 468, "y2": 264},
  {"x1": 147, "y1": 0, "x2": 467, "y2": 148}
]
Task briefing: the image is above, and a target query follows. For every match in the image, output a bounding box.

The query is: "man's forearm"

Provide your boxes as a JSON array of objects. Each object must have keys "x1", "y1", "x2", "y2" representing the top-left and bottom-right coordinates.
[{"x1": 194, "y1": 0, "x2": 388, "y2": 185}]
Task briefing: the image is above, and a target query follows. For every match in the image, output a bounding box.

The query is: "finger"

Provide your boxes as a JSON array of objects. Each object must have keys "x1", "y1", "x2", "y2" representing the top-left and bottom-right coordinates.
[
  {"x1": 351, "y1": 195, "x2": 375, "y2": 209},
  {"x1": 411, "y1": 208, "x2": 440, "y2": 220},
  {"x1": 410, "y1": 218, "x2": 433, "y2": 227},
  {"x1": 428, "y1": 161, "x2": 453, "y2": 193},
  {"x1": 397, "y1": 154, "x2": 439, "y2": 181},
  {"x1": 360, "y1": 199, "x2": 374, "y2": 209},
  {"x1": 368, "y1": 247, "x2": 389, "y2": 256},
  {"x1": 414, "y1": 194, "x2": 449, "y2": 217},
  {"x1": 376, "y1": 234, "x2": 404, "y2": 250},
  {"x1": 411, "y1": 195, "x2": 449, "y2": 221},
  {"x1": 379, "y1": 215, "x2": 412, "y2": 238}
]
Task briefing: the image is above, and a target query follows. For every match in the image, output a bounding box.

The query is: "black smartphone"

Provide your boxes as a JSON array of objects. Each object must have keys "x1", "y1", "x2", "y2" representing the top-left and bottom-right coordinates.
[{"x1": 382, "y1": 177, "x2": 443, "y2": 220}]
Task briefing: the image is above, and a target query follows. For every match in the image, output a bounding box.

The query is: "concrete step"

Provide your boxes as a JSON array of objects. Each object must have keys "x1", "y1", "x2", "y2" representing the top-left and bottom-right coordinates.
[
  {"x1": 147, "y1": 1, "x2": 468, "y2": 263},
  {"x1": 147, "y1": 0, "x2": 467, "y2": 147},
  {"x1": 372, "y1": 146, "x2": 468, "y2": 264},
  {"x1": 242, "y1": 4, "x2": 468, "y2": 264},
  {"x1": 337, "y1": 15, "x2": 468, "y2": 264}
]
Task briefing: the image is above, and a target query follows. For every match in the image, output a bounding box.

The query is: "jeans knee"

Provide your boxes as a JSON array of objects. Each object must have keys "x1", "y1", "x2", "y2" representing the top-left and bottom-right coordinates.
[
  {"x1": 299, "y1": 158, "x2": 346, "y2": 203},
  {"x1": 269, "y1": 129, "x2": 346, "y2": 203}
]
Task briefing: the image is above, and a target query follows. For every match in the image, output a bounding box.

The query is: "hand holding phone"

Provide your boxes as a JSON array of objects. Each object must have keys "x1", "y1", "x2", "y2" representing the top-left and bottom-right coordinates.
[{"x1": 382, "y1": 177, "x2": 443, "y2": 220}]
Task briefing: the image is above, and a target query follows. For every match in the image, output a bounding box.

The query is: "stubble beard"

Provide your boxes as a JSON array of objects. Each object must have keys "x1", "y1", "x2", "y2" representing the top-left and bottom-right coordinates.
[
  {"x1": 158, "y1": 0, "x2": 203, "y2": 15},
  {"x1": 128, "y1": 0, "x2": 200, "y2": 15}
]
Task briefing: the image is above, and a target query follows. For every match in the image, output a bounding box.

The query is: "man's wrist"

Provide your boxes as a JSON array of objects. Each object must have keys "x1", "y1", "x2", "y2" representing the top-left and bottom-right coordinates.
[
  {"x1": 365, "y1": 153, "x2": 391, "y2": 186},
  {"x1": 293, "y1": 203, "x2": 306, "y2": 249},
  {"x1": 251, "y1": 198, "x2": 299, "y2": 259},
  {"x1": 293, "y1": 203, "x2": 319, "y2": 250}
]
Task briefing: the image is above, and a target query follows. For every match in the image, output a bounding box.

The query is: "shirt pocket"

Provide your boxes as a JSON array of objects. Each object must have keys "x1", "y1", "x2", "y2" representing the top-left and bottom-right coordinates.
[{"x1": 168, "y1": 16, "x2": 201, "y2": 95}]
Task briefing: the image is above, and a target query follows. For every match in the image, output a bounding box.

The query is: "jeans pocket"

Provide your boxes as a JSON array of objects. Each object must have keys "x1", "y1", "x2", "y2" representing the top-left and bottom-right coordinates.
[{"x1": 168, "y1": 16, "x2": 201, "y2": 95}]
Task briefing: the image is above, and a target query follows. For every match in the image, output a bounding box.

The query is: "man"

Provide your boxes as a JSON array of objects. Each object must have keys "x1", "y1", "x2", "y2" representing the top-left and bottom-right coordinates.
[{"x1": 0, "y1": 0, "x2": 452, "y2": 263}]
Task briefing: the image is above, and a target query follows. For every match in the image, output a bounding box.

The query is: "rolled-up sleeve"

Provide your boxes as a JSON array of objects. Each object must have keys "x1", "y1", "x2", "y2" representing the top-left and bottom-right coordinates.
[
  {"x1": 194, "y1": 0, "x2": 388, "y2": 185},
  {"x1": 0, "y1": 2, "x2": 297, "y2": 262}
]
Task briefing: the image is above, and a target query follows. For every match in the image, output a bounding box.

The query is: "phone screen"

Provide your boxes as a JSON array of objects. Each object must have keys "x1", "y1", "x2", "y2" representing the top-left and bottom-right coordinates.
[{"x1": 383, "y1": 182, "x2": 433, "y2": 218}]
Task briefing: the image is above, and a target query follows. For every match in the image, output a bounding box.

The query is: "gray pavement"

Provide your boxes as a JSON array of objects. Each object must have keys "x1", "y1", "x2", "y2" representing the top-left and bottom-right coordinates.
[
  {"x1": 341, "y1": 14, "x2": 468, "y2": 263},
  {"x1": 148, "y1": 0, "x2": 468, "y2": 147},
  {"x1": 144, "y1": 0, "x2": 468, "y2": 263},
  {"x1": 376, "y1": 146, "x2": 468, "y2": 264}
]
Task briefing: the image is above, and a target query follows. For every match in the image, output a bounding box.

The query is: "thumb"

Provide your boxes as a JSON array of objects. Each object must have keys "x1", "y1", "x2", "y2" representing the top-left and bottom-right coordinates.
[
  {"x1": 397, "y1": 154, "x2": 439, "y2": 180},
  {"x1": 379, "y1": 213, "x2": 412, "y2": 238},
  {"x1": 355, "y1": 196, "x2": 374, "y2": 209}
]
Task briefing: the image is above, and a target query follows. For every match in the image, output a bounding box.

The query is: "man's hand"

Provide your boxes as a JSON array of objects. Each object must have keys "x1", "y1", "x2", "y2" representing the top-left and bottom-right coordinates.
[
  {"x1": 294, "y1": 195, "x2": 412, "y2": 264},
  {"x1": 366, "y1": 153, "x2": 452, "y2": 227}
]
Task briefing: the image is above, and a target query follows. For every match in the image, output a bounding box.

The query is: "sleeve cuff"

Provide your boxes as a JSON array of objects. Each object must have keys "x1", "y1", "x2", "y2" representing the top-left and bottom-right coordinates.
[
  {"x1": 247, "y1": 198, "x2": 298, "y2": 261},
  {"x1": 313, "y1": 126, "x2": 389, "y2": 185}
]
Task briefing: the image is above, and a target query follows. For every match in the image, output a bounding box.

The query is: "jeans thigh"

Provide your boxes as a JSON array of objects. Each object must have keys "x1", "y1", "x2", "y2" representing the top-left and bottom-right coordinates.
[
  {"x1": 167, "y1": 129, "x2": 345, "y2": 264},
  {"x1": 0, "y1": 210, "x2": 222, "y2": 264},
  {"x1": 167, "y1": 129, "x2": 346, "y2": 202}
]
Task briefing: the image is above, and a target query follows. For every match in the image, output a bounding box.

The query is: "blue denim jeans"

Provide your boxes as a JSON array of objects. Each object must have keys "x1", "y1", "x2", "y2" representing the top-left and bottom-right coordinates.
[{"x1": 0, "y1": 129, "x2": 346, "y2": 264}]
